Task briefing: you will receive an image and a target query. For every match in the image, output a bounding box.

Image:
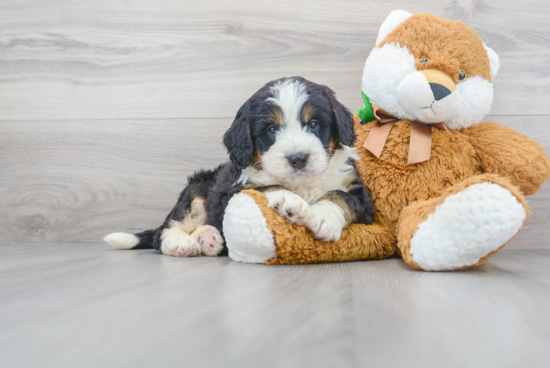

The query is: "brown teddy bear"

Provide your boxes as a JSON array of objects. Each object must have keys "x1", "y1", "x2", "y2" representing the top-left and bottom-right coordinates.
[{"x1": 222, "y1": 11, "x2": 550, "y2": 271}]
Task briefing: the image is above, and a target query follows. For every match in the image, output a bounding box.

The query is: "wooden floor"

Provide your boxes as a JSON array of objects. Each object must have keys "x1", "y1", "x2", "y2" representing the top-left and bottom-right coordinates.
[{"x1": 1, "y1": 242, "x2": 550, "y2": 368}]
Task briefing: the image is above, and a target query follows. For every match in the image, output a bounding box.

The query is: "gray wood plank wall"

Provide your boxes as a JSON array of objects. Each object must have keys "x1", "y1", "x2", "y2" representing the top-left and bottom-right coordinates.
[{"x1": 1, "y1": 0, "x2": 549, "y2": 248}]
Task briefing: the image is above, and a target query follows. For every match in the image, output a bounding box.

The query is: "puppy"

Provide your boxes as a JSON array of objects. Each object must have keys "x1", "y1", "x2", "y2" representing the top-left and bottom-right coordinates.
[{"x1": 104, "y1": 77, "x2": 375, "y2": 257}]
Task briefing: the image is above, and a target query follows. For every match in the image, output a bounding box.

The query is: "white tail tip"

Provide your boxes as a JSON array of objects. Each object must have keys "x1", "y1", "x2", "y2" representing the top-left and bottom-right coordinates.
[{"x1": 103, "y1": 232, "x2": 139, "y2": 250}]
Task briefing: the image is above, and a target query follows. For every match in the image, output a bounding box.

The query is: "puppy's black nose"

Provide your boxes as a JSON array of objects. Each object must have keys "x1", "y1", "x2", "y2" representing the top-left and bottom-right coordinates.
[
  {"x1": 287, "y1": 153, "x2": 309, "y2": 170},
  {"x1": 429, "y1": 83, "x2": 452, "y2": 101}
]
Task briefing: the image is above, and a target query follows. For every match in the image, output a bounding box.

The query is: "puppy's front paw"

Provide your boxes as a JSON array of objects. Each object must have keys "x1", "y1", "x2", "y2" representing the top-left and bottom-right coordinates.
[
  {"x1": 306, "y1": 201, "x2": 347, "y2": 242},
  {"x1": 266, "y1": 190, "x2": 310, "y2": 226},
  {"x1": 160, "y1": 227, "x2": 201, "y2": 257}
]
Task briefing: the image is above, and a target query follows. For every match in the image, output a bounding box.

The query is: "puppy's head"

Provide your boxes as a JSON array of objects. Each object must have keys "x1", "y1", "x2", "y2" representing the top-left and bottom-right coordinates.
[{"x1": 223, "y1": 77, "x2": 354, "y2": 179}]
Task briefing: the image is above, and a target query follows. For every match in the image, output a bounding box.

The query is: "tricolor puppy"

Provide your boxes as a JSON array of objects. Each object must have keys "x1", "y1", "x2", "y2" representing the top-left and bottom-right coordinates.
[{"x1": 104, "y1": 77, "x2": 374, "y2": 257}]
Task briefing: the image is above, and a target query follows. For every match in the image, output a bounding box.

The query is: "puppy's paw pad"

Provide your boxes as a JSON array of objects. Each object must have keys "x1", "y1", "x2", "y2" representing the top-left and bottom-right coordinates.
[
  {"x1": 266, "y1": 190, "x2": 309, "y2": 225},
  {"x1": 175, "y1": 244, "x2": 200, "y2": 257},
  {"x1": 197, "y1": 226, "x2": 225, "y2": 257},
  {"x1": 279, "y1": 196, "x2": 309, "y2": 224}
]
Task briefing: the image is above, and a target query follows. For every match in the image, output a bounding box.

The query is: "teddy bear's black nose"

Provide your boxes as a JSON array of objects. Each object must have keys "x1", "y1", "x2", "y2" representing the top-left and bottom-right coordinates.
[{"x1": 430, "y1": 83, "x2": 452, "y2": 101}]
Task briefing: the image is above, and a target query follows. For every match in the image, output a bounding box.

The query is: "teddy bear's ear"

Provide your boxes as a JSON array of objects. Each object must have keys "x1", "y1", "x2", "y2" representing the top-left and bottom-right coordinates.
[
  {"x1": 376, "y1": 10, "x2": 413, "y2": 46},
  {"x1": 484, "y1": 44, "x2": 500, "y2": 79}
]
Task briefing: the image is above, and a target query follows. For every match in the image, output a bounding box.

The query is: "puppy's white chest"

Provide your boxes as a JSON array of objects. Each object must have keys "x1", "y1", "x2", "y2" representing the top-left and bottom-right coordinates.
[
  {"x1": 242, "y1": 146, "x2": 359, "y2": 204},
  {"x1": 285, "y1": 168, "x2": 354, "y2": 203}
]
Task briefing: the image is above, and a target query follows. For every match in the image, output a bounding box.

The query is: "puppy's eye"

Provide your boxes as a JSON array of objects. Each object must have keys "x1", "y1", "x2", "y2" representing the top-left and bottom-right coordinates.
[
  {"x1": 420, "y1": 57, "x2": 429, "y2": 65},
  {"x1": 307, "y1": 120, "x2": 318, "y2": 130},
  {"x1": 458, "y1": 70, "x2": 467, "y2": 81},
  {"x1": 268, "y1": 125, "x2": 278, "y2": 135}
]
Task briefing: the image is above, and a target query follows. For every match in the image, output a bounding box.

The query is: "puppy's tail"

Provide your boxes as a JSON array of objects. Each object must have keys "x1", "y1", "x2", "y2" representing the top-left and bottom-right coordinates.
[{"x1": 103, "y1": 229, "x2": 155, "y2": 250}]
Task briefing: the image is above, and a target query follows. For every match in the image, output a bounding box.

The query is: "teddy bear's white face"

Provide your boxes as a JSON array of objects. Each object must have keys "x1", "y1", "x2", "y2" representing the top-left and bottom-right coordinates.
[{"x1": 361, "y1": 10, "x2": 500, "y2": 130}]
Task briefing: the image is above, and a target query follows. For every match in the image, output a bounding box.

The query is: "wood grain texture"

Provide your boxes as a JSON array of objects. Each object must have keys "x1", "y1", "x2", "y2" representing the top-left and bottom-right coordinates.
[
  {"x1": 0, "y1": 0, "x2": 549, "y2": 120},
  {"x1": 1, "y1": 115, "x2": 549, "y2": 248},
  {"x1": 0, "y1": 118, "x2": 230, "y2": 243},
  {"x1": 1, "y1": 242, "x2": 549, "y2": 368},
  {"x1": 0, "y1": 1, "x2": 549, "y2": 248}
]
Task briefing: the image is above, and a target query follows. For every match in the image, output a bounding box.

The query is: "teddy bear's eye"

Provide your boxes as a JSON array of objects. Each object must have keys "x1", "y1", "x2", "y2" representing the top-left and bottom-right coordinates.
[
  {"x1": 419, "y1": 57, "x2": 429, "y2": 65},
  {"x1": 458, "y1": 70, "x2": 467, "y2": 81}
]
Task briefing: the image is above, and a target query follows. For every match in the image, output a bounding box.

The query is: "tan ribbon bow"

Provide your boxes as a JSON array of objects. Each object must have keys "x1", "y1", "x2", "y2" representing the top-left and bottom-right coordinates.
[{"x1": 362, "y1": 105, "x2": 449, "y2": 165}]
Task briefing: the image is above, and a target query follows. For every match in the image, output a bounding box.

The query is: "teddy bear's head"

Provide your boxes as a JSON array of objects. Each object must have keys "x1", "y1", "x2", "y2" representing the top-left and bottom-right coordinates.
[{"x1": 361, "y1": 11, "x2": 500, "y2": 130}]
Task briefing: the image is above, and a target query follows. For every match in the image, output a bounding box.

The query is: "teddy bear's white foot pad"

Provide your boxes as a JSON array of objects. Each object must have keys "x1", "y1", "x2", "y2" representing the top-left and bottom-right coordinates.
[
  {"x1": 410, "y1": 182, "x2": 526, "y2": 271},
  {"x1": 223, "y1": 193, "x2": 276, "y2": 263}
]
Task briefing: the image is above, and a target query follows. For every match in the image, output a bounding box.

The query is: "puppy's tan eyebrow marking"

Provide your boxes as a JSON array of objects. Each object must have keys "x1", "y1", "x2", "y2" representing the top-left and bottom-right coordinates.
[
  {"x1": 267, "y1": 107, "x2": 283, "y2": 126},
  {"x1": 301, "y1": 102, "x2": 317, "y2": 123},
  {"x1": 252, "y1": 148, "x2": 263, "y2": 169},
  {"x1": 327, "y1": 137, "x2": 340, "y2": 155}
]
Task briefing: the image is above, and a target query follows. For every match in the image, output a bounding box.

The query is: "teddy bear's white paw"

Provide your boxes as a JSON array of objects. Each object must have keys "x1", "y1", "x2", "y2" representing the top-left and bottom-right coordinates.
[
  {"x1": 306, "y1": 200, "x2": 347, "y2": 242},
  {"x1": 223, "y1": 193, "x2": 276, "y2": 263},
  {"x1": 266, "y1": 190, "x2": 310, "y2": 226},
  {"x1": 160, "y1": 226, "x2": 201, "y2": 257},
  {"x1": 410, "y1": 182, "x2": 526, "y2": 271}
]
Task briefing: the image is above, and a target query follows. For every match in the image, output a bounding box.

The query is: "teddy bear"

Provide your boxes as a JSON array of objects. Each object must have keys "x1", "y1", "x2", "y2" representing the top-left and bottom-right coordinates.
[{"x1": 221, "y1": 10, "x2": 550, "y2": 271}]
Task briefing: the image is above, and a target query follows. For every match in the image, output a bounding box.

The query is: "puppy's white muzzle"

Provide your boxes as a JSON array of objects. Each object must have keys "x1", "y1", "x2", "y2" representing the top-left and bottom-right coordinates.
[{"x1": 397, "y1": 69, "x2": 461, "y2": 124}]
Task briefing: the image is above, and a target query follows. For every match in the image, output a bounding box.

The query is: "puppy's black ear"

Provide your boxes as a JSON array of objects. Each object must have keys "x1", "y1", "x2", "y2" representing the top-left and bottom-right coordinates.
[
  {"x1": 331, "y1": 97, "x2": 356, "y2": 147},
  {"x1": 223, "y1": 104, "x2": 254, "y2": 170}
]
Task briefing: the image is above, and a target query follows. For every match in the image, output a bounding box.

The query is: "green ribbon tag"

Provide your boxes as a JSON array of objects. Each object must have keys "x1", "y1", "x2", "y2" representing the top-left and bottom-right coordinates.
[{"x1": 357, "y1": 90, "x2": 375, "y2": 123}]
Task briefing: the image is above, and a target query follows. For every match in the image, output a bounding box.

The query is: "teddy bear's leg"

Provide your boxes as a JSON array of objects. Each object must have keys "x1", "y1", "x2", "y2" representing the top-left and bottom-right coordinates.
[
  {"x1": 397, "y1": 174, "x2": 529, "y2": 271},
  {"x1": 223, "y1": 189, "x2": 396, "y2": 264}
]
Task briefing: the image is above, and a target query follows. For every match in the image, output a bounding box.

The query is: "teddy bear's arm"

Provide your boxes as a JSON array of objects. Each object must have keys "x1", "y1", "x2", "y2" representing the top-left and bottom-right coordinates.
[
  {"x1": 461, "y1": 122, "x2": 550, "y2": 195},
  {"x1": 224, "y1": 189, "x2": 397, "y2": 265}
]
